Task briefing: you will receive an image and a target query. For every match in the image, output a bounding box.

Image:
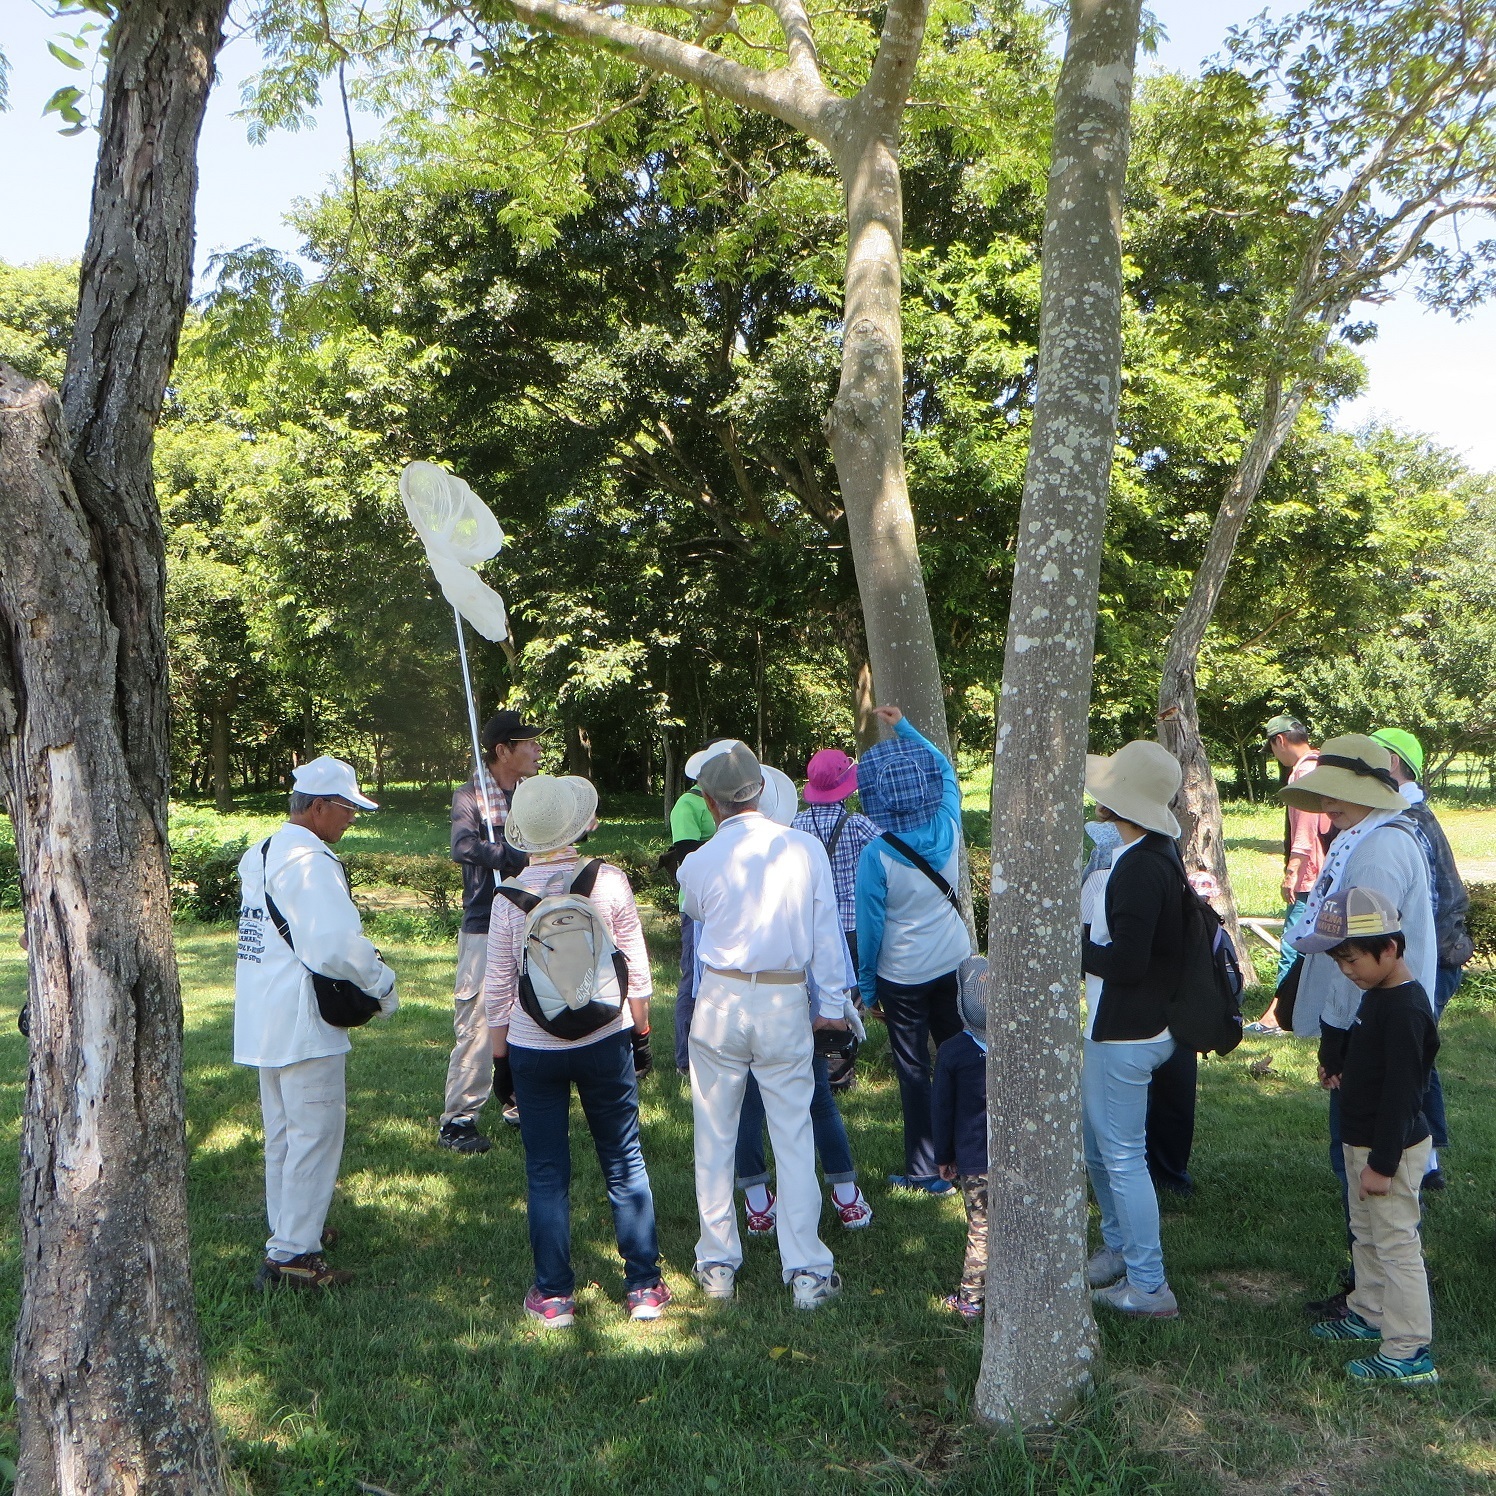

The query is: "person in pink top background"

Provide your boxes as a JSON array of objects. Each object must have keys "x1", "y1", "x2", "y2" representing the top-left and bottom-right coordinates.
[{"x1": 1249, "y1": 715, "x2": 1332, "y2": 1034}]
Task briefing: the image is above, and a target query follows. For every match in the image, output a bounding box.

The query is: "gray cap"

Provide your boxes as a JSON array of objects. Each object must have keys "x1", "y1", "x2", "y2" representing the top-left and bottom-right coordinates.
[{"x1": 695, "y1": 740, "x2": 764, "y2": 806}]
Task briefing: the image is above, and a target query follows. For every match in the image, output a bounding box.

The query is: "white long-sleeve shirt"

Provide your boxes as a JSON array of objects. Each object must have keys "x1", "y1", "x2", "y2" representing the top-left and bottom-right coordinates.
[
  {"x1": 234, "y1": 824, "x2": 396, "y2": 1068},
  {"x1": 677, "y1": 811, "x2": 849, "y2": 1016}
]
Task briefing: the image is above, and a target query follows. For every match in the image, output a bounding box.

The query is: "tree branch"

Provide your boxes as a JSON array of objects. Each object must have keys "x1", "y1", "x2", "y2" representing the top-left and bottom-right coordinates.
[{"x1": 505, "y1": 0, "x2": 841, "y2": 141}]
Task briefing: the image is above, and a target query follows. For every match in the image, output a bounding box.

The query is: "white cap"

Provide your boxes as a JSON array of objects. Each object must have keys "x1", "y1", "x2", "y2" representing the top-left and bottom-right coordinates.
[
  {"x1": 758, "y1": 766, "x2": 798, "y2": 826},
  {"x1": 685, "y1": 740, "x2": 734, "y2": 781},
  {"x1": 291, "y1": 755, "x2": 379, "y2": 810}
]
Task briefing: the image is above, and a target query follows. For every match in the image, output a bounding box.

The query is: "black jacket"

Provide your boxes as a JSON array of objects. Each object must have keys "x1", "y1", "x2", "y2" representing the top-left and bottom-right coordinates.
[
  {"x1": 450, "y1": 780, "x2": 527, "y2": 933},
  {"x1": 1337, "y1": 980, "x2": 1440, "y2": 1176},
  {"x1": 932, "y1": 1031, "x2": 988, "y2": 1177},
  {"x1": 1083, "y1": 832, "x2": 1185, "y2": 1041}
]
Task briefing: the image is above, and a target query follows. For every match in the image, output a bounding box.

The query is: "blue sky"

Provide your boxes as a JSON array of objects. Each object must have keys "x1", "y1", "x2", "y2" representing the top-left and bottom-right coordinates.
[{"x1": 1, "y1": 0, "x2": 1491, "y2": 469}]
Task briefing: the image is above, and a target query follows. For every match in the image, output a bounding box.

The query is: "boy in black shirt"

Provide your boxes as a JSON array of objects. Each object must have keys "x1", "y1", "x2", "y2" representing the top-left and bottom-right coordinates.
[{"x1": 1294, "y1": 886, "x2": 1440, "y2": 1385}]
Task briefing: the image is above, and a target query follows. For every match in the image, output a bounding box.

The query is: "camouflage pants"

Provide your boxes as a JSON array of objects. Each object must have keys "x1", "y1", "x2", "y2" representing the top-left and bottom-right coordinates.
[{"x1": 957, "y1": 1174, "x2": 989, "y2": 1306}]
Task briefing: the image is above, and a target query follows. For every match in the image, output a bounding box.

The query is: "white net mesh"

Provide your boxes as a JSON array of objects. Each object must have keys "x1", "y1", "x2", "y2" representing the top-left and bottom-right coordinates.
[{"x1": 399, "y1": 461, "x2": 509, "y2": 641}]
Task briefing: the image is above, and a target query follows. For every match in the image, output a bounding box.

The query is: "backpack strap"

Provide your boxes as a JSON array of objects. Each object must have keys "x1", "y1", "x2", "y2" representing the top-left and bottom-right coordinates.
[
  {"x1": 880, "y1": 832, "x2": 961, "y2": 916},
  {"x1": 494, "y1": 880, "x2": 543, "y2": 915},
  {"x1": 569, "y1": 858, "x2": 605, "y2": 898}
]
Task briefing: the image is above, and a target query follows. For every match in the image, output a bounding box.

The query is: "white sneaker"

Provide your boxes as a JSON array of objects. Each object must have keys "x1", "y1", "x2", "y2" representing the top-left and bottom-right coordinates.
[
  {"x1": 790, "y1": 1270, "x2": 843, "y2": 1310},
  {"x1": 833, "y1": 1187, "x2": 872, "y2": 1230},
  {"x1": 1086, "y1": 1247, "x2": 1126, "y2": 1288},
  {"x1": 694, "y1": 1262, "x2": 736, "y2": 1301},
  {"x1": 1092, "y1": 1278, "x2": 1178, "y2": 1318}
]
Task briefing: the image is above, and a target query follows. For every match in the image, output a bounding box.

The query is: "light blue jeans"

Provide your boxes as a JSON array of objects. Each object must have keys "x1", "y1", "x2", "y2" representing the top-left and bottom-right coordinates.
[{"x1": 1083, "y1": 1034, "x2": 1177, "y2": 1293}]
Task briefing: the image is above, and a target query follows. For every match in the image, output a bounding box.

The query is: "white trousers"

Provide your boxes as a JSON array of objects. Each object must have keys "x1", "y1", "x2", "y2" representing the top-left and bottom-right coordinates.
[
  {"x1": 689, "y1": 973, "x2": 833, "y2": 1282},
  {"x1": 443, "y1": 931, "x2": 494, "y2": 1125},
  {"x1": 260, "y1": 1053, "x2": 346, "y2": 1261}
]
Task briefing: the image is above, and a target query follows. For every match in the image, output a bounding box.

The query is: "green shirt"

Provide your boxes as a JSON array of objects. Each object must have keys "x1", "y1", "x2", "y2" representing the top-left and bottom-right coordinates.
[{"x1": 670, "y1": 787, "x2": 717, "y2": 909}]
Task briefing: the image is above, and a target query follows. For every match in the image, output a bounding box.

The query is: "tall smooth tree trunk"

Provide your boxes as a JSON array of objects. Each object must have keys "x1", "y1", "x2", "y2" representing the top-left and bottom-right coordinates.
[
  {"x1": 0, "y1": 1, "x2": 231, "y2": 1490},
  {"x1": 827, "y1": 2, "x2": 951, "y2": 754},
  {"x1": 838, "y1": 592, "x2": 879, "y2": 751},
  {"x1": 211, "y1": 690, "x2": 234, "y2": 812},
  {"x1": 976, "y1": 0, "x2": 1143, "y2": 1430},
  {"x1": 1156, "y1": 375, "x2": 1309, "y2": 955}
]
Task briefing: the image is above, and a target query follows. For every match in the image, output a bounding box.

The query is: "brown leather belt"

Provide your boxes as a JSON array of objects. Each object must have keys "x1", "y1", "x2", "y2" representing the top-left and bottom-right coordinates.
[{"x1": 705, "y1": 966, "x2": 807, "y2": 985}]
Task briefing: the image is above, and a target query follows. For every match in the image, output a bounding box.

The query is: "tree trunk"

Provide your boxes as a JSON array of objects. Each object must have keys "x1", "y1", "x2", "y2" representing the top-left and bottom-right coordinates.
[
  {"x1": 839, "y1": 593, "x2": 879, "y2": 751},
  {"x1": 1156, "y1": 377, "x2": 1309, "y2": 956},
  {"x1": 976, "y1": 0, "x2": 1143, "y2": 1430},
  {"x1": 827, "y1": 43, "x2": 952, "y2": 755},
  {"x1": 211, "y1": 690, "x2": 234, "y2": 812},
  {"x1": 0, "y1": 2, "x2": 231, "y2": 1489},
  {"x1": 565, "y1": 720, "x2": 594, "y2": 779}
]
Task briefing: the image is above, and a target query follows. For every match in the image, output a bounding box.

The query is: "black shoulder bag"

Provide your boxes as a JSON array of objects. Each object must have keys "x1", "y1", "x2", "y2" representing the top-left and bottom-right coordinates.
[{"x1": 260, "y1": 839, "x2": 383, "y2": 1029}]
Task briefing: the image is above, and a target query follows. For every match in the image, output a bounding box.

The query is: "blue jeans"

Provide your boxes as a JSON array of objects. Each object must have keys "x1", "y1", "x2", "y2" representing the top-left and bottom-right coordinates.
[
  {"x1": 877, "y1": 971, "x2": 962, "y2": 1179},
  {"x1": 1421, "y1": 964, "x2": 1461, "y2": 1151},
  {"x1": 1083, "y1": 1034, "x2": 1177, "y2": 1293},
  {"x1": 735, "y1": 1056, "x2": 856, "y2": 1188},
  {"x1": 1278, "y1": 895, "x2": 1309, "y2": 990},
  {"x1": 674, "y1": 915, "x2": 701, "y2": 1072},
  {"x1": 510, "y1": 1032, "x2": 661, "y2": 1297}
]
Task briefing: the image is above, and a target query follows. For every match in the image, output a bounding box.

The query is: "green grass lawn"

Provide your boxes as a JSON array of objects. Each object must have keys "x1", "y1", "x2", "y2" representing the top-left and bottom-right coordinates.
[{"x1": 2, "y1": 795, "x2": 1496, "y2": 1493}]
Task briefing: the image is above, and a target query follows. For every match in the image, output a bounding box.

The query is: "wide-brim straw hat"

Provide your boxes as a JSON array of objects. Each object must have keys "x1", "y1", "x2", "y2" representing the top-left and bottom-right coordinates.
[
  {"x1": 1280, "y1": 733, "x2": 1406, "y2": 812},
  {"x1": 504, "y1": 774, "x2": 600, "y2": 853},
  {"x1": 1084, "y1": 741, "x2": 1182, "y2": 839}
]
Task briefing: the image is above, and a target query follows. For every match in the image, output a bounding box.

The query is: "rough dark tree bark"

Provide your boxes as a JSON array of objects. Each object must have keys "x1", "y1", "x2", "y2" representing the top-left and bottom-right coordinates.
[
  {"x1": 211, "y1": 689, "x2": 235, "y2": 812},
  {"x1": 976, "y1": 0, "x2": 1143, "y2": 1430},
  {"x1": 0, "y1": 0, "x2": 231, "y2": 1489}
]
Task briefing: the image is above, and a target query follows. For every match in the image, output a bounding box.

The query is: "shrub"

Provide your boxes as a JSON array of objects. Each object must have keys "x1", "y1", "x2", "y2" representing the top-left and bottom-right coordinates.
[
  {"x1": 343, "y1": 852, "x2": 463, "y2": 918},
  {"x1": 1465, "y1": 882, "x2": 1496, "y2": 964},
  {"x1": 171, "y1": 833, "x2": 250, "y2": 922}
]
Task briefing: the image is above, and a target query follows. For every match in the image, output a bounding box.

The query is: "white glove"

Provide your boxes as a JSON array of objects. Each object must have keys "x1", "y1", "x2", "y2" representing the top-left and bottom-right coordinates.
[
  {"x1": 842, "y1": 994, "x2": 866, "y2": 1043},
  {"x1": 374, "y1": 970, "x2": 400, "y2": 1019}
]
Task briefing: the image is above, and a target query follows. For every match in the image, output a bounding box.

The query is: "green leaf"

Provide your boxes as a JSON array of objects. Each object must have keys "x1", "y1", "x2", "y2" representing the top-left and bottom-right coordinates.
[
  {"x1": 47, "y1": 40, "x2": 86, "y2": 70},
  {"x1": 42, "y1": 85, "x2": 83, "y2": 116}
]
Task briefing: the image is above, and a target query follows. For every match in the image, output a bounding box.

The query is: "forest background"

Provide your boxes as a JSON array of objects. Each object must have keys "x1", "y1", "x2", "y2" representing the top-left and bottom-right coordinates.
[{"x1": 6, "y1": 0, "x2": 1496, "y2": 816}]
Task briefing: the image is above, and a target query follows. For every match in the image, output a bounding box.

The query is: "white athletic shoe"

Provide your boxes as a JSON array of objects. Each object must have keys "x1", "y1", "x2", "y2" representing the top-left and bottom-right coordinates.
[
  {"x1": 790, "y1": 1270, "x2": 843, "y2": 1311},
  {"x1": 1092, "y1": 1279, "x2": 1179, "y2": 1318},
  {"x1": 694, "y1": 1262, "x2": 736, "y2": 1301}
]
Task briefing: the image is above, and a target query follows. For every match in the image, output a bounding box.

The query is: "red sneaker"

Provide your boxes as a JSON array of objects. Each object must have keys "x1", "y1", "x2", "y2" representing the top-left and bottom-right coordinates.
[
  {"x1": 744, "y1": 1189, "x2": 777, "y2": 1236},
  {"x1": 834, "y1": 1188, "x2": 872, "y2": 1230},
  {"x1": 523, "y1": 1286, "x2": 576, "y2": 1327},
  {"x1": 626, "y1": 1281, "x2": 673, "y2": 1321}
]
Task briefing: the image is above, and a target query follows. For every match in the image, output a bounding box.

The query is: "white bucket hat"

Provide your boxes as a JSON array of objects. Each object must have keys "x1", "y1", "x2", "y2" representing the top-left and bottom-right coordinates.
[
  {"x1": 1084, "y1": 741, "x2": 1182, "y2": 839},
  {"x1": 758, "y1": 766, "x2": 798, "y2": 826},
  {"x1": 504, "y1": 775, "x2": 600, "y2": 854},
  {"x1": 291, "y1": 755, "x2": 379, "y2": 810}
]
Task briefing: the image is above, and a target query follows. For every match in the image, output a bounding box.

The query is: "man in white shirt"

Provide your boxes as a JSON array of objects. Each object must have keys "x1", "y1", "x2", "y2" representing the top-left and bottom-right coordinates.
[
  {"x1": 677, "y1": 741, "x2": 851, "y2": 1310},
  {"x1": 235, "y1": 756, "x2": 398, "y2": 1289}
]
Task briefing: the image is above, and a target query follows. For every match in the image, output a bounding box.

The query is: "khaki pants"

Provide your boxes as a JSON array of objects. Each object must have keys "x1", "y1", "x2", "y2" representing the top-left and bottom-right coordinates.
[
  {"x1": 261, "y1": 1053, "x2": 346, "y2": 1261},
  {"x1": 689, "y1": 972, "x2": 834, "y2": 1283},
  {"x1": 957, "y1": 1174, "x2": 989, "y2": 1306},
  {"x1": 442, "y1": 931, "x2": 494, "y2": 1126},
  {"x1": 1343, "y1": 1137, "x2": 1433, "y2": 1360}
]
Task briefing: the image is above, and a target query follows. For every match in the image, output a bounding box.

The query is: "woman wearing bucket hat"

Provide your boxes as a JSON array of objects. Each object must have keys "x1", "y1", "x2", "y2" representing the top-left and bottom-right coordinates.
[
  {"x1": 1080, "y1": 740, "x2": 1189, "y2": 1319},
  {"x1": 484, "y1": 776, "x2": 669, "y2": 1327},
  {"x1": 1277, "y1": 734, "x2": 1436, "y2": 1320},
  {"x1": 854, "y1": 707, "x2": 974, "y2": 1195}
]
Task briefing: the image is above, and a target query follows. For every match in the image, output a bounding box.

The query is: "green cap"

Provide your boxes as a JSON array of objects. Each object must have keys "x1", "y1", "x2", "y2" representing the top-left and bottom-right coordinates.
[
  {"x1": 1263, "y1": 714, "x2": 1306, "y2": 740},
  {"x1": 1371, "y1": 728, "x2": 1424, "y2": 780}
]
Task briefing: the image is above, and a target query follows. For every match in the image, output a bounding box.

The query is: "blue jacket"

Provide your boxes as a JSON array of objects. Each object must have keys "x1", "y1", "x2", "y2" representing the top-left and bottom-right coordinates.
[{"x1": 853, "y1": 718, "x2": 965, "y2": 1005}]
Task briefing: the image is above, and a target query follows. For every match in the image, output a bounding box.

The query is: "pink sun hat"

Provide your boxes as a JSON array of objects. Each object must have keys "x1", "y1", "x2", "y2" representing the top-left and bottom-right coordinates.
[{"x1": 804, "y1": 748, "x2": 859, "y2": 804}]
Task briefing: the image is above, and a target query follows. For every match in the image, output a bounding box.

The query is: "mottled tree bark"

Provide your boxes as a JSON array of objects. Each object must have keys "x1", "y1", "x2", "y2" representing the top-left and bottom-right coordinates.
[
  {"x1": 0, "y1": 0, "x2": 231, "y2": 1489},
  {"x1": 976, "y1": 0, "x2": 1143, "y2": 1430}
]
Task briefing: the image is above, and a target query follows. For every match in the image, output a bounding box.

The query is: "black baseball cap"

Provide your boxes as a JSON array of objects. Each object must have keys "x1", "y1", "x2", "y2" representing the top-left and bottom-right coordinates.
[{"x1": 481, "y1": 710, "x2": 545, "y2": 752}]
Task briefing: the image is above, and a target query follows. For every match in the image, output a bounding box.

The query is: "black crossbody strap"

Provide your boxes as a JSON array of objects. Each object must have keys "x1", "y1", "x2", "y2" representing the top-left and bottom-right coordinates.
[
  {"x1": 880, "y1": 832, "x2": 961, "y2": 915},
  {"x1": 260, "y1": 839, "x2": 296, "y2": 949},
  {"x1": 569, "y1": 858, "x2": 605, "y2": 898},
  {"x1": 822, "y1": 810, "x2": 850, "y2": 863}
]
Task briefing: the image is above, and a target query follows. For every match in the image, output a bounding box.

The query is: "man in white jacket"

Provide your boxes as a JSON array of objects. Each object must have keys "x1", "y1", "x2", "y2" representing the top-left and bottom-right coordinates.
[{"x1": 235, "y1": 756, "x2": 398, "y2": 1289}]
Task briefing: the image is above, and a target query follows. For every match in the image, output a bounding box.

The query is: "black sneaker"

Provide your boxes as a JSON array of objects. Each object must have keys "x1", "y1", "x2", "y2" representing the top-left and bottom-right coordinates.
[
  {"x1": 439, "y1": 1119, "x2": 492, "y2": 1155},
  {"x1": 1304, "y1": 1286, "x2": 1352, "y2": 1321},
  {"x1": 1421, "y1": 1169, "x2": 1446, "y2": 1193}
]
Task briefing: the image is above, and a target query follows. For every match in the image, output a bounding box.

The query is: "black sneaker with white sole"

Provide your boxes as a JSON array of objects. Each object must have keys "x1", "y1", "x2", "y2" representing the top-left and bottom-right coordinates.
[{"x1": 439, "y1": 1119, "x2": 493, "y2": 1154}]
